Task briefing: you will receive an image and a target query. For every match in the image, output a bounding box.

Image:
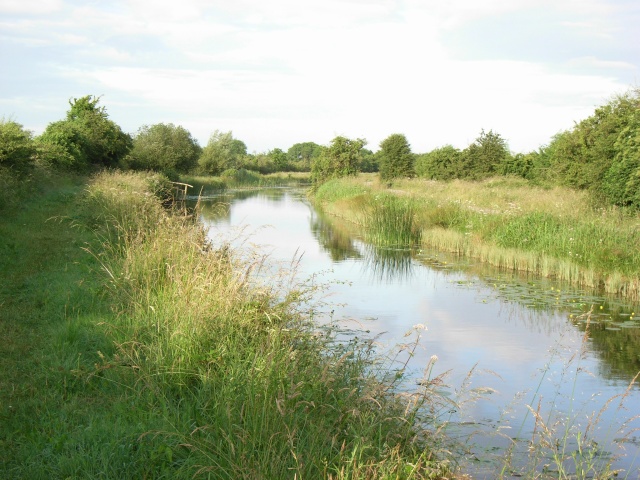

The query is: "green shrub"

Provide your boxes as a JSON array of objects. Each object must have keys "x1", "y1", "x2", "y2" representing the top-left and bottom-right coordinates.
[{"x1": 0, "y1": 119, "x2": 36, "y2": 172}]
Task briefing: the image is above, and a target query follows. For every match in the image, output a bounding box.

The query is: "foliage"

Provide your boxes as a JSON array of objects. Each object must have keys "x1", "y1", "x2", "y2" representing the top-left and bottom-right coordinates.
[
  {"x1": 379, "y1": 133, "x2": 415, "y2": 181},
  {"x1": 311, "y1": 136, "x2": 366, "y2": 185},
  {"x1": 315, "y1": 175, "x2": 640, "y2": 300},
  {"x1": 542, "y1": 89, "x2": 640, "y2": 200},
  {"x1": 359, "y1": 148, "x2": 379, "y2": 173},
  {"x1": 198, "y1": 130, "x2": 247, "y2": 175},
  {"x1": 600, "y1": 94, "x2": 640, "y2": 207},
  {"x1": 37, "y1": 95, "x2": 132, "y2": 171},
  {"x1": 498, "y1": 151, "x2": 537, "y2": 179},
  {"x1": 269, "y1": 147, "x2": 289, "y2": 171},
  {"x1": 0, "y1": 119, "x2": 36, "y2": 172},
  {"x1": 126, "y1": 123, "x2": 201, "y2": 174},
  {"x1": 459, "y1": 129, "x2": 510, "y2": 180},
  {"x1": 287, "y1": 141, "x2": 322, "y2": 171},
  {"x1": 415, "y1": 145, "x2": 461, "y2": 180}
]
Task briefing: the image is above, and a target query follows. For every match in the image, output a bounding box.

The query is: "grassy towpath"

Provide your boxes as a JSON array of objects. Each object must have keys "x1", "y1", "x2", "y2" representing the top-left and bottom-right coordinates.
[{"x1": 0, "y1": 177, "x2": 122, "y2": 477}]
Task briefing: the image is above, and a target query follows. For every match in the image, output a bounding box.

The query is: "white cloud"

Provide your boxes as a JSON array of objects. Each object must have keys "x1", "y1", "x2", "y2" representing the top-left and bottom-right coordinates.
[
  {"x1": 0, "y1": 0, "x2": 62, "y2": 15},
  {"x1": 1, "y1": 0, "x2": 637, "y2": 153}
]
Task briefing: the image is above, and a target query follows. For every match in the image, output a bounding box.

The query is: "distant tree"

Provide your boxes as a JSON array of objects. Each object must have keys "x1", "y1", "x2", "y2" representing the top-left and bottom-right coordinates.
[
  {"x1": 287, "y1": 142, "x2": 322, "y2": 171},
  {"x1": 311, "y1": 136, "x2": 366, "y2": 185},
  {"x1": 359, "y1": 148, "x2": 379, "y2": 173},
  {"x1": 460, "y1": 129, "x2": 510, "y2": 179},
  {"x1": 379, "y1": 133, "x2": 414, "y2": 181},
  {"x1": 498, "y1": 152, "x2": 536, "y2": 179},
  {"x1": 198, "y1": 131, "x2": 247, "y2": 175},
  {"x1": 269, "y1": 148, "x2": 289, "y2": 171},
  {"x1": 414, "y1": 145, "x2": 461, "y2": 180},
  {"x1": 127, "y1": 123, "x2": 201, "y2": 174},
  {"x1": 38, "y1": 95, "x2": 132, "y2": 170},
  {"x1": 0, "y1": 120, "x2": 36, "y2": 172}
]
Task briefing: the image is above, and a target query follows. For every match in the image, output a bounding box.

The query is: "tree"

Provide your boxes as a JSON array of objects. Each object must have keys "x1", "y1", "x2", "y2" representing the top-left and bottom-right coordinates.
[
  {"x1": 311, "y1": 136, "x2": 366, "y2": 185},
  {"x1": 601, "y1": 100, "x2": 640, "y2": 207},
  {"x1": 269, "y1": 148, "x2": 288, "y2": 171},
  {"x1": 0, "y1": 120, "x2": 36, "y2": 172},
  {"x1": 198, "y1": 130, "x2": 247, "y2": 175},
  {"x1": 414, "y1": 145, "x2": 461, "y2": 180},
  {"x1": 287, "y1": 142, "x2": 322, "y2": 171},
  {"x1": 460, "y1": 129, "x2": 510, "y2": 180},
  {"x1": 127, "y1": 123, "x2": 201, "y2": 174},
  {"x1": 38, "y1": 95, "x2": 132, "y2": 170},
  {"x1": 379, "y1": 133, "x2": 414, "y2": 181}
]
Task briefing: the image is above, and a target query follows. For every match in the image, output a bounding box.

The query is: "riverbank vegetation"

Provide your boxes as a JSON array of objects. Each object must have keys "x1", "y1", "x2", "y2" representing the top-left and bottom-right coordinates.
[
  {"x1": 0, "y1": 169, "x2": 451, "y2": 478},
  {"x1": 313, "y1": 174, "x2": 640, "y2": 300}
]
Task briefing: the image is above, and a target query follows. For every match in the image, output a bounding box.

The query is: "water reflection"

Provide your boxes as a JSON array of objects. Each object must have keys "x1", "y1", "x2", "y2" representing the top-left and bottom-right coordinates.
[
  {"x1": 308, "y1": 208, "x2": 361, "y2": 262},
  {"x1": 360, "y1": 245, "x2": 415, "y2": 283},
  {"x1": 197, "y1": 187, "x2": 640, "y2": 478}
]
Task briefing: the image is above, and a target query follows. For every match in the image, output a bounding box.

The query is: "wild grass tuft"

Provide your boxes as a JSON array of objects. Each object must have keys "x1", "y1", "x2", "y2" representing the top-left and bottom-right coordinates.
[{"x1": 79, "y1": 170, "x2": 450, "y2": 478}]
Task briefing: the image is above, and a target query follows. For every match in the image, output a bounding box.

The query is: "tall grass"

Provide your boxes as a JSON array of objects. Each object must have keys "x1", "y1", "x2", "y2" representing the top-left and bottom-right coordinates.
[
  {"x1": 312, "y1": 175, "x2": 640, "y2": 300},
  {"x1": 182, "y1": 170, "x2": 310, "y2": 195},
  {"x1": 361, "y1": 194, "x2": 422, "y2": 247},
  {"x1": 80, "y1": 170, "x2": 450, "y2": 478}
]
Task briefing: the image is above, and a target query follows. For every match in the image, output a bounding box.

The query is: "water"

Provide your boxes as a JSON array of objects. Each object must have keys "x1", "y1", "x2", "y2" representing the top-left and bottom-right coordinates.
[{"x1": 196, "y1": 187, "x2": 640, "y2": 478}]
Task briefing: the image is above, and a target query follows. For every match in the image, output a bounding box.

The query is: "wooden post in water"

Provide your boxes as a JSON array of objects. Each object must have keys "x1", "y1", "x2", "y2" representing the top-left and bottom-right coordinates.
[{"x1": 170, "y1": 181, "x2": 193, "y2": 210}]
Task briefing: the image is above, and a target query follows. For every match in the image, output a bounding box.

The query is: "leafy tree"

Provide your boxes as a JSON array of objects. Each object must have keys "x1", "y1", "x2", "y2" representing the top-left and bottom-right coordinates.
[
  {"x1": 198, "y1": 131, "x2": 247, "y2": 175},
  {"x1": 601, "y1": 102, "x2": 640, "y2": 207},
  {"x1": 544, "y1": 91, "x2": 639, "y2": 193},
  {"x1": 379, "y1": 134, "x2": 414, "y2": 181},
  {"x1": 269, "y1": 148, "x2": 289, "y2": 171},
  {"x1": 287, "y1": 142, "x2": 322, "y2": 171},
  {"x1": 127, "y1": 123, "x2": 201, "y2": 174},
  {"x1": 460, "y1": 129, "x2": 510, "y2": 180},
  {"x1": 414, "y1": 145, "x2": 461, "y2": 180},
  {"x1": 38, "y1": 95, "x2": 132, "y2": 170},
  {"x1": 311, "y1": 136, "x2": 366, "y2": 185},
  {"x1": 359, "y1": 148, "x2": 379, "y2": 173},
  {"x1": 0, "y1": 120, "x2": 36, "y2": 172},
  {"x1": 498, "y1": 152, "x2": 536, "y2": 179}
]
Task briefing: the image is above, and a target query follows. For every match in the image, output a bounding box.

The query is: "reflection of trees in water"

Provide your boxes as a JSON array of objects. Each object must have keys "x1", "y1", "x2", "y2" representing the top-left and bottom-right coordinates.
[
  {"x1": 582, "y1": 320, "x2": 640, "y2": 380},
  {"x1": 360, "y1": 245, "x2": 415, "y2": 283},
  {"x1": 197, "y1": 197, "x2": 232, "y2": 223},
  {"x1": 196, "y1": 188, "x2": 291, "y2": 223},
  {"x1": 309, "y1": 209, "x2": 361, "y2": 262}
]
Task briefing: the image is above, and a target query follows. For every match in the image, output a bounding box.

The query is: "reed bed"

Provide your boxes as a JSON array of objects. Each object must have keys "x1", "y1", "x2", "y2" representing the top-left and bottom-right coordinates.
[
  {"x1": 312, "y1": 175, "x2": 640, "y2": 300},
  {"x1": 182, "y1": 170, "x2": 310, "y2": 195},
  {"x1": 80, "y1": 170, "x2": 450, "y2": 479}
]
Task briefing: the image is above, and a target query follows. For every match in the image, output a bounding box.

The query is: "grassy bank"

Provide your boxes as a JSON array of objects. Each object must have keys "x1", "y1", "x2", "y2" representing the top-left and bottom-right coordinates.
[
  {"x1": 181, "y1": 170, "x2": 310, "y2": 194},
  {"x1": 312, "y1": 175, "x2": 640, "y2": 300},
  {"x1": 1, "y1": 170, "x2": 449, "y2": 479}
]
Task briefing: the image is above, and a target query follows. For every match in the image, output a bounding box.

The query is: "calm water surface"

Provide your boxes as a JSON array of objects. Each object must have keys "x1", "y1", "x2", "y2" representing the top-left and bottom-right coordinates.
[{"x1": 196, "y1": 187, "x2": 640, "y2": 478}]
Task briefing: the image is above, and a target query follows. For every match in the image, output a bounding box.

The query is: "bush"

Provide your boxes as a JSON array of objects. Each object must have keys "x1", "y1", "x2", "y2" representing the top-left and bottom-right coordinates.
[
  {"x1": 128, "y1": 123, "x2": 201, "y2": 174},
  {"x1": 0, "y1": 119, "x2": 36, "y2": 172},
  {"x1": 378, "y1": 133, "x2": 414, "y2": 181},
  {"x1": 38, "y1": 95, "x2": 132, "y2": 171}
]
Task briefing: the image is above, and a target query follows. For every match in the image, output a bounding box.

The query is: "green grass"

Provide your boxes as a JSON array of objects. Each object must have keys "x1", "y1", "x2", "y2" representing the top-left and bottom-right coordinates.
[
  {"x1": 311, "y1": 175, "x2": 640, "y2": 300},
  {"x1": 0, "y1": 169, "x2": 450, "y2": 479},
  {"x1": 182, "y1": 170, "x2": 311, "y2": 195}
]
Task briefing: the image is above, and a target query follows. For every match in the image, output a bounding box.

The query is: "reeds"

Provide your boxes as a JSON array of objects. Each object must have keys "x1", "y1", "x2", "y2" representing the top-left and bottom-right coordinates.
[
  {"x1": 80, "y1": 170, "x2": 451, "y2": 478},
  {"x1": 312, "y1": 175, "x2": 640, "y2": 301}
]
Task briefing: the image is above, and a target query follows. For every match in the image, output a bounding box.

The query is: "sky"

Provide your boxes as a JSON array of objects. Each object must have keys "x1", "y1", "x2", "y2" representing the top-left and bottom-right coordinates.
[{"x1": 1, "y1": 0, "x2": 638, "y2": 154}]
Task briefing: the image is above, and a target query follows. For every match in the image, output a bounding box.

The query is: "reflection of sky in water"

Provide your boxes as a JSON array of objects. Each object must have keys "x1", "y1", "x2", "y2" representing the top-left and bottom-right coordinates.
[{"x1": 200, "y1": 188, "x2": 640, "y2": 478}]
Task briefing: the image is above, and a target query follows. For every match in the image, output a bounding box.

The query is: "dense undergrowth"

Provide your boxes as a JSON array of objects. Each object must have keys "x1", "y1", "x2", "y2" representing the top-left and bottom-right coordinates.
[
  {"x1": 0, "y1": 170, "x2": 449, "y2": 479},
  {"x1": 313, "y1": 175, "x2": 640, "y2": 301}
]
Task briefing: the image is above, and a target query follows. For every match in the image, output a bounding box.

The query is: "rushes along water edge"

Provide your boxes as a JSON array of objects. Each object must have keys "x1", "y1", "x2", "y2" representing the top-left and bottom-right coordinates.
[{"x1": 312, "y1": 175, "x2": 640, "y2": 301}]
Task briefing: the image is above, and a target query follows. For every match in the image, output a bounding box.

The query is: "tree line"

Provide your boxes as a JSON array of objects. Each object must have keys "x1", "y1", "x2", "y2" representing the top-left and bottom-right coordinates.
[{"x1": 2, "y1": 88, "x2": 639, "y2": 208}]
